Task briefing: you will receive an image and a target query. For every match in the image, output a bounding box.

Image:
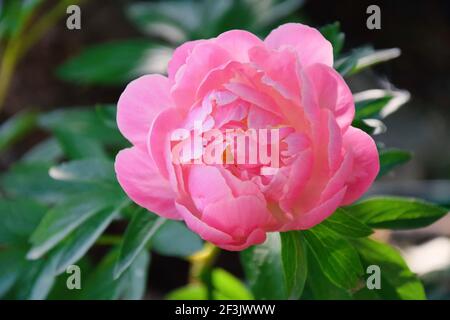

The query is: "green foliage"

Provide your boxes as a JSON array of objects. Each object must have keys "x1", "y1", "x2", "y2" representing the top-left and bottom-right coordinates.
[
  {"x1": 347, "y1": 197, "x2": 449, "y2": 229},
  {"x1": 240, "y1": 232, "x2": 307, "y2": 299}
]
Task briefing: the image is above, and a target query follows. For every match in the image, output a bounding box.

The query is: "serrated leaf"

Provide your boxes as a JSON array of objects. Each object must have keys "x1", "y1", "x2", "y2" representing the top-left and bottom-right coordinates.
[
  {"x1": 303, "y1": 224, "x2": 364, "y2": 290},
  {"x1": 322, "y1": 208, "x2": 373, "y2": 238},
  {"x1": 152, "y1": 220, "x2": 203, "y2": 258},
  {"x1": 57, "y1": 40, "x2": 172, "y2": 85},
  {"x1": 378, "y1": 149, "x2": 412, "y2": 178},
  {"x1": 352, "y1": 238, "x2": 426, "y2": 300},
  {"x1": 240, "y1": 231, "x2": 307, "y2": 299},
  {"x1": 346, "y1": 197, "x2": 449, "y2": 229},
  {"x1": 114, "y1": 209, "x2": 165, "y2": 279}
]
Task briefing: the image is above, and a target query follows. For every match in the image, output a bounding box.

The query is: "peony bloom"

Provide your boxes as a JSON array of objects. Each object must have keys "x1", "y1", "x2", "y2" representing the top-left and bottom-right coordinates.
[{"x1": 115, "y1": 23, "x2": 379, "y2": 250}]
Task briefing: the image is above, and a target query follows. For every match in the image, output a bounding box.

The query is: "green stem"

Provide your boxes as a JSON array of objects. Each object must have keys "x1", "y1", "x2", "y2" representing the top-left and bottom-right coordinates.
[
  {"x1": 188, "y1": 243, "x2": 221, "y2": 299},
  {"x1": 95, "y1": 234, "x2": 123, "y2": 246},
  {"x1": 0, "y1": 0, "x2": 87, "y2": 112}
]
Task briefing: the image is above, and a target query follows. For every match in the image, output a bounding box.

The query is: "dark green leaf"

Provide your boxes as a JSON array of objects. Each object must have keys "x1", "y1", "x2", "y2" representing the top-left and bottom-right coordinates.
[
  {"x1": 0, "y1": 111, "x2": 36, "y2": 152},
  {"x1": 322, "y1": 208, "x2": 373, "y2": 238},
  {"x1": 336, "y1": 47, "x2": 401, "y2": 76},
  {"x1": 152, "y1": 220, "x2": 203, "y2": 258},
  {"x1": 303, "y1": 224, "x2": 364, "y2": 290},
  {"x1": 57, "y1": 40, "x2": 172, "y2": 85},
  {"x1": 28, "y1": 192, "x2": 119, "y2": 259},
  {"x1": 21, "y1": 138, "x2": 63, "y2": 163},
  {"x1": 240, "y1": 231, "x2": 307, "y2": 299},
  {"x1": 48, "y1": 158, "x2": 116, "y2": 185},
  {"x1": 320, "y1": 22, "x2": 345, "y2": 57},
  {"x1": 347, "y1": 197, "x2": 449, "y2": 229},
  {"x1": 0, "y1": 198, "x2": 47, "y2": 245},
  {"x1": 114, "y1": 209, "x2": 165, "y2": 278},
  {"x1": 0, "y1": 162, "x2": 94, "y2": 204},
  {"x1": 352, "y1": 238, "x2": 426, "y2": 300},
  {"x1": 378, "y1": 149, "x2": 412, "y2": 178},
  {"x1": 51, "y1": 206, "x2": 122, "y2": 274},
  {"x1": 0, "y1": 248, "x2": 27, "y2": 298},
  {"x1": 354, "y1": 89, "x2": 410, "y2": 120}
]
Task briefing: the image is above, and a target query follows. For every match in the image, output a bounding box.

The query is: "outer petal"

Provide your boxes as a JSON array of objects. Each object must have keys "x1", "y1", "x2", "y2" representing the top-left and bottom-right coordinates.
[
  {"x1": 117, "y1": 74, "x2": 173, "y2": 147},
  {"x1": 265, "y1": 23, "x2": 333, "y2": 67},
  {"x1": 303, "y1": 63, "x2": 354, "y2": 132},
  {"x1": 341, "y1": 127, "x2": 380, "y2": 205},
  {"x1": 115, "y1": 147, "x2": 180, "y2": 219},
  {"x1": 168, "y1": 40, "x2": 206, "y2": 80},
  {"x1": 215, "y1": 30, "x2": 263, "y2": 62}
]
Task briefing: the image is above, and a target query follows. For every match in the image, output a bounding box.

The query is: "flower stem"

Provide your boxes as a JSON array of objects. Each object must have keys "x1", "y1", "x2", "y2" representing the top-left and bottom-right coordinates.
[{"x1": 188, "y1": 243, "x2": 221, "y2": 299}]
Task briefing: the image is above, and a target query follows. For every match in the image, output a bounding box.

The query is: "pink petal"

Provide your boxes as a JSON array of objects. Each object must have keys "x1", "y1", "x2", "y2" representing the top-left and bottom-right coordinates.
[
  {"x1": 303, "y1": 63, "x2": 354, "y2": 132},
  {"x1": 168, "y1": 40, "x2": 206, "y2": 80},
  {"x1": 341, "y1": 127, "x2": 380, "y2": 205},
  {"x1": 265, "y1": 23, "x2": 333, "y2": 67},
  {"x1": 171, "y1": 42, "x2": 231, "y2": 112},
  {"x1": 215, "y1": 30, "x2": 263, "y2": 62},
  {"x1": 148, "y1": 107, "x2": 183, "y2": 179},
  {"x1": 115, "y1": 147, "x2": 180, "y2": 219},
  {"x1": 117, "y1": 75, "x2": 173, "y2": 147}
]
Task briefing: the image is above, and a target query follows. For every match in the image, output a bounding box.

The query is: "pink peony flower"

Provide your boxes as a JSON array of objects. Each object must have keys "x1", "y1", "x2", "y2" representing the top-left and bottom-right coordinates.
[{"x1": 115, "y1": 23, "x2": 379, "y2": 251}]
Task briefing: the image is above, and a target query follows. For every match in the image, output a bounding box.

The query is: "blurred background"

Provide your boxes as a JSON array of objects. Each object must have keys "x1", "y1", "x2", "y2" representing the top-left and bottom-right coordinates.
[{"x1": 1, "y1": 0, "x2": 449, "y2": 299}]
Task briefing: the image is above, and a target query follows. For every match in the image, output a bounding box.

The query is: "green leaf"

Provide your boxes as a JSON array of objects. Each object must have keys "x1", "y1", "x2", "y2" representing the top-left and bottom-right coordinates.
[
  {"x1": 354, "y1": 89, "x2": 410, "y2": 120},
  {"x1": 0, "y1": 0, "x2": 43, "y2": 39},
  {"x1": 320, "y1": 22, "x2": 345, "y2": 57},
  {"x1": 21, "y1": 138, "x2": 63, "y2": 164},
  {"x1": 322, "y1": 208, "x2": 373, "y2": 238},
  {"x1": 303, "y1": 224, "x2": 364, "y2": 290},
  {"x1": 211, "y1": 268, "x2": 253, "y2": 300},
  {"x1": 51, "y1": 205, "x2": 122, "y2": 274},
  {"x1": 352, "y1": 238, "x2": 426, "y2": 300},
  {"x1": 167, "y1": 268, "x2": 252, "y2": 300},
  {"x1": 28, "y1": 192, "x2": 118, "y2": 259},
  {"x1": 347, "y1": 197, "x2": 449, "y2": 229},
  {"x1": 126, "y1": 1, "x2": 199, "y2": 43},
  {"x1": 336, "y1": 47, "x2": 401, "y2": 76},
  {"x1": 0, "y1": 111, "x2": 36, "y2": 152},
  {"x1": 0, "y1": 198, "x2": 47, "y2": 246},
  {"x1": 0, "y1": 248, "x2": 27, "y2": 298},
  {"x1": 7, "y1": 253, "x2": 58, "y2": 300},
  {"x1": 114, "y1": 209, "x2": 165, "y2": 279},
  {"x1": 0, "y1": 162, "x2": 92, "y2": 204},
  {"x1": 79, "y1": 249, "x2": 149, "y2": 300},
  {"x1": 166, "y1": 284, "x2": 207, "y2": 300},
  {"x1": 57, "y1": 40, "x2": 173, "y2": 85},
  {"x1": 302, "y1": 249, "x2": 353, "y2": 300},
  {"x1": 54, "y1": 129, "x2": 107, "y2": 160},
  {"x1": 240, "y1": 231, "x2": 307, "y2": 299},
  {"x1": 378, "y1": 149, "x2": 412, "y2": 178},
  {"x1": 48, "y1": 158, "x2": 116, "y2": 185},
  {"x1": 152, "y1": 220, "x2": 203, "y2": 258}
]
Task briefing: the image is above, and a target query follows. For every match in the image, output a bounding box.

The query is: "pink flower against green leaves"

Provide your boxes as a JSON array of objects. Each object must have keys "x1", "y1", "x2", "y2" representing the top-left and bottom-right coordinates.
[{"x1": 115, "y1": 23, "x2": 380, "y2": 251}]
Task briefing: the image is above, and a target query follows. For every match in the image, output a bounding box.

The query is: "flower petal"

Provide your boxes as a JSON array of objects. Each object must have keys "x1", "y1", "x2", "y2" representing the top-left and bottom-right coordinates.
[
  {"x1": 115, "y1": 147, "x2": 180, "y2": 219},
  {"x1": 117, "y1": 74, "x2": 173, "y2": 147},
  {"x1": 265, "y1": 23, "x2": 333, "y2": 67},
  {"x1": 341, "y1": 127, "x2": 380, "y2": 205}
]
